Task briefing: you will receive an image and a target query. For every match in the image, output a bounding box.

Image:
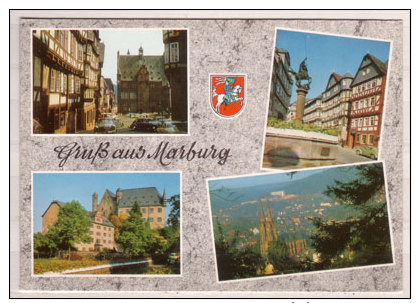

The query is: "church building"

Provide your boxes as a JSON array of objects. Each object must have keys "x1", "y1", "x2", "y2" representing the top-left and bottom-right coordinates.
[{"x1": 259, "y1": 199, "x2": 278, "y2": 256}]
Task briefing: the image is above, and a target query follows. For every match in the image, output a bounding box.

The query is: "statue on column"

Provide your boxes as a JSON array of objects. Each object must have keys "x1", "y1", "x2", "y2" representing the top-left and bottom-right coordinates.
[{"x1": 290, "y1": 58, "x2": 312, "y2": 91}]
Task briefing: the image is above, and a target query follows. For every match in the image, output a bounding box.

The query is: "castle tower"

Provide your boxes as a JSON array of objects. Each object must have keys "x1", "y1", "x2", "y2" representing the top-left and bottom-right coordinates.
[
  {"x1": 138, "y1": 45, "x2": 143, "y2": 57},
  {"x1": 116, "y1": 188, "x2": 122, "y2": 205},
  {"x1": 92, "y1": 192, "x2": 98, "y2": 212}
]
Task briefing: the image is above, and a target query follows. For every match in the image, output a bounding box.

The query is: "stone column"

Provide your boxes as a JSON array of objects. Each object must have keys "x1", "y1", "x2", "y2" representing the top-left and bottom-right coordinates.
[{"x1": 295, "y1": 88, "x2": 308, "y2": 126}]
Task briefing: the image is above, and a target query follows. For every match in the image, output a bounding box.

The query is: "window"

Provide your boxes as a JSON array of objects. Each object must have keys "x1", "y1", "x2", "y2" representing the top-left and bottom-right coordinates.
[
  {"x1": 158, "y1": 208, "x2": 162, "y2": 213},
  {"x1": 55, "y1": 71, "x2": 61, "y2": 92},
  {"x1": 368, "y1": 134, "x2": 375, "y2": 145},
  {"x1": 142, "y1": 218, "x2": 146, "y2": 222},
  {"x1": 149, "y1": 218, "x2": 154, "y2": 222},
  {"x1": 170, "y1": 42, "x2": 179, "y2": 63},
  {"x1": 364, "y1": 117, "x2": 369, "y2": 126},
  {"x1": 164, "y1": 44, "x2": 170, "y2": 63},
  {"x1": 129, "y1": 91, "x2": 136, "y2": 99},
  {"x1": 370, "y1": 97, "x2": 375, "y2": 106},
  {"x1": 149, "y1": 208, "x2": 154, "y2": 213},
  {"x1": 361, "y1": 135, "x2": 367, "y2": 144},
  {"x1": 75, "y1": 77, "x2": 80, "y2": 94},
  {"x1": 370, "y1": 116, "x2": 374, "y2": 126},
  {"x1": 62, "y1": 74, "x2": 67, "y2": 94},
  {"x1": 68, "y1": 75, "x2": 74, "y2": 93},
  {"x1": 157, "y1": 217, "x2": 162, "y2": 222},
  {"x1": 141, "y1": 208, "x2": 146, "y2": 213},
  {"x1": 50, "y1": 69, "x2": 56, "y2": 92}
]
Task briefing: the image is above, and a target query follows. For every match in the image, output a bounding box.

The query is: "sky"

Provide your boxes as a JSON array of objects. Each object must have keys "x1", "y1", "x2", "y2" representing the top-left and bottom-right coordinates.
[
  {"x1": 209, "y1": 168, "x2": 324, "y2": 190},
  {"x1": 33, "y1": 172, "x2": 180, "y2": 233},
  {"x1": 99, "y1": 29, "x2": 165, "y2": 84},
  {"x1": 275, "y1": 29, "x2": 391, "y2": 102}
]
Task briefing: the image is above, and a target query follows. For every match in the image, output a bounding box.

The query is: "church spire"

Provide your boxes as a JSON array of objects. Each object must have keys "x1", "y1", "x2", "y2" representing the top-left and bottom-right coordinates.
[
  {"x1": 266, "y1": 199, "x2": 273, "y2": 219},
  {"x1": 259, "y1": 200, "x2": 266, "y2": 221}
]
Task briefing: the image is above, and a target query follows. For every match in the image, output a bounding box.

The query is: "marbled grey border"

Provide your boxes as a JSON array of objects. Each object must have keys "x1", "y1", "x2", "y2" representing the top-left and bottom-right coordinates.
[{"x1": 14, "y1": 15, "x2": 408, "y2": 297}]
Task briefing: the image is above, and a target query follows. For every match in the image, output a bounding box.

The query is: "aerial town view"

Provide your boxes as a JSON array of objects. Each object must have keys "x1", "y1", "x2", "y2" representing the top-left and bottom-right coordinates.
[
  {"x1": 264, "y1": 29, "x2": 391, "y2": 170},
  {"x1": 208, "y1": 162, "x2": 392, "y2": 281},
  {"x1": 32, "y1": 29, "x2": 188, "y2": 134},
  {"x1": 33, "y1": 172, "x2": 180, "y2": 275}
]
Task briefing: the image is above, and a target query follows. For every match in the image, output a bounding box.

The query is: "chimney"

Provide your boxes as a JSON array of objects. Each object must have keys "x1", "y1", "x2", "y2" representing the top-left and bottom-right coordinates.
[{"x1": 92, "y1": 192, "x2": 98, "y2": 212}]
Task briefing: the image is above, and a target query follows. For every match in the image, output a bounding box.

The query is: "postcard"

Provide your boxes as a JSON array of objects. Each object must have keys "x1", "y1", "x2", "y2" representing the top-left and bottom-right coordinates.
[
  {"x1": 32, "y1": 29, "x2": 188, "y2": 135},
  {"x1": 10, "y1": 10, "x2": 409, "y2": 299},
  {"x1": 262, "y1": 29, "x2": 391, "y2": 170},
  {"x1": 207, "y1": 162, "x2": 393, "y2": 282},
  {"x1": 32, "y1": 172, "x2": 181, "y2": 276}
]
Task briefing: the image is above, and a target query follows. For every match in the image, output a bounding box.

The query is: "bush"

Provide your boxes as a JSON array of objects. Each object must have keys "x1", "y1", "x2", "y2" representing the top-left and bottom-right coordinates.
[{"x1": 267, "y1": 117, "x2": 339, "y2": 136}]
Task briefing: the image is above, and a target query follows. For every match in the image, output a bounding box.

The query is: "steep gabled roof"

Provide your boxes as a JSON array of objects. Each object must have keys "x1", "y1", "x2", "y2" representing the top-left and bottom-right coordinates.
[
  {"x1": 116, "y1": 187, "x2": 165, "y2": 208},
  {"x1": 41, "y1": 200, "x2": 66, "y2": 217},
  {"x1": 118, "y1": 54, "x2": 168, "y2": 85},
  {"x1": 325, "y1": 72, "x2": 343, "y2": 91},
  {"x1": 351, "y1": 53, "x2": 388, "y2": 87},
  {"x1": 88, "y1": 211, "x2": 115, "y2": 228}
]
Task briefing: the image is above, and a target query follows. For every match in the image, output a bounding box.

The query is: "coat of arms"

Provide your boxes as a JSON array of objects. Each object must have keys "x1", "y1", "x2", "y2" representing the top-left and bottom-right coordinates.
[{"x1": 210, "y1": 75, "x2": 246, "y2": 118}]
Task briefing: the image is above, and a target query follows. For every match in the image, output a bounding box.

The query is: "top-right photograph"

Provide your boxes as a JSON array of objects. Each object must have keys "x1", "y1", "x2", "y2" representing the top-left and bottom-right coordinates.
[{"x1": 262, "y1": 29, "x2": 391, "y2": 171}]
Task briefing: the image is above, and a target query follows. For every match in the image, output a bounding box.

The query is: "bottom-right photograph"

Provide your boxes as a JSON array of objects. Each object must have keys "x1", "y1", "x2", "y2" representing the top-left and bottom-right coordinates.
[{"x1": 207, "y1": 162, "x2": 393, "y2": 282}]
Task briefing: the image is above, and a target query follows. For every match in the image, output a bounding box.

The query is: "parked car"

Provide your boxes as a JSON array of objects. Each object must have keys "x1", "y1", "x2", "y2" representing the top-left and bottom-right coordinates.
[
  {"x1": 131, "y1": 119, "x2": 160, "y2": 133},
  {"x1": 356, "y1": 145, "x2": 378, "y2": 159},
  {"x1": 130, "y1": 118, "x2": 153, "y2": 130},
  {"x1": 94, "y1": 118, "x2": 117, "y2": 134},
  {"x1": 112, "y1": 118, "x2": 124, "y2": 128},
  {"x1": 157, "y1": 121, "x2": 179, "y2": 134}
]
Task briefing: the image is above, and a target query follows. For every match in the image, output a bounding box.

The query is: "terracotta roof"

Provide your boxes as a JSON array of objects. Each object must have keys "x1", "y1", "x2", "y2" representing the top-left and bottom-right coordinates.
[{"x1": 331, "y1": 72, "x2": 343, "y2": 82}]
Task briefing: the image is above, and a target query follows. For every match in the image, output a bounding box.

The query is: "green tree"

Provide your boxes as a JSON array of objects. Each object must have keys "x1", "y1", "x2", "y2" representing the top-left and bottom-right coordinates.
[
  {"x1": 267, "y1": 241, "x2": 302, "y2": 274},
  {"x1": 310, "y1": 163, "x2": 392, "y2": 268},
  {"x1": 117, "y1": 202, "x2": 153, "y2": 258},
  {"x1": 166, "y1": 194, "x2": 180, "y2": 230},
  {"x1": 33, "y1": 232, "x2": 57, "y2": 256},
  {"x1": 47, "y1": 201, "x2": 92, "y2": 259},
  {"x1": 214, "y1": 219, "x2": 264, "y2": 281}
]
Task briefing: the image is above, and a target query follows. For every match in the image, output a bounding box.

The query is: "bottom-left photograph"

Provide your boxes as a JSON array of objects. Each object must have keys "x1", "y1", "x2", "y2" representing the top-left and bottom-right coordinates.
[{"x1": 32, "y1": 172, "x2": 181, "y2": 276}]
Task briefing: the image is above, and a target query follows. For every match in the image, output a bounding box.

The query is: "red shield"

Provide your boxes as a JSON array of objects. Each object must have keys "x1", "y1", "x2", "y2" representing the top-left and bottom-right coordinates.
[{"x1": 210, "y1": 74, "x2": 246, "y2": 118}]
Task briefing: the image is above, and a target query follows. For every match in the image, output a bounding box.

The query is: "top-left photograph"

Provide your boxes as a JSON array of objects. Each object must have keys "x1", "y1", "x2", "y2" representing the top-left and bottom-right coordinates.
[{"x1": 32, "y1": 29, "x2": 188, "y2": 135}]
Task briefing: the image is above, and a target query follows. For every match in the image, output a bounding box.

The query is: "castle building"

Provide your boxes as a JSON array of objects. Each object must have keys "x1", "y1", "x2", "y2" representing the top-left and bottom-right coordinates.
[
  {"x1": 347, "y1": 54, "x2": 388, "y2": 148},
  {"x1": 41, "y1": 200, "x2": 116, "y2": 252},
  {"x1": 32, "y1": 30, "x2": 102, "y2": 133},
  {"x1": 259, "y1": 200, "x2": 278, "y2": 256},
  {"x1": 117, "y1": 46, "x2": 170, "y2": 115},
  {"x1": 96, "y1": 187, "x2": 167, "y2": 230},
  {"x1": 163, "y1": 30, "x2": 188, "y2": 122},
  {"x1": 269, "y1": 48, "x2": 294, "y2": 120}
]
